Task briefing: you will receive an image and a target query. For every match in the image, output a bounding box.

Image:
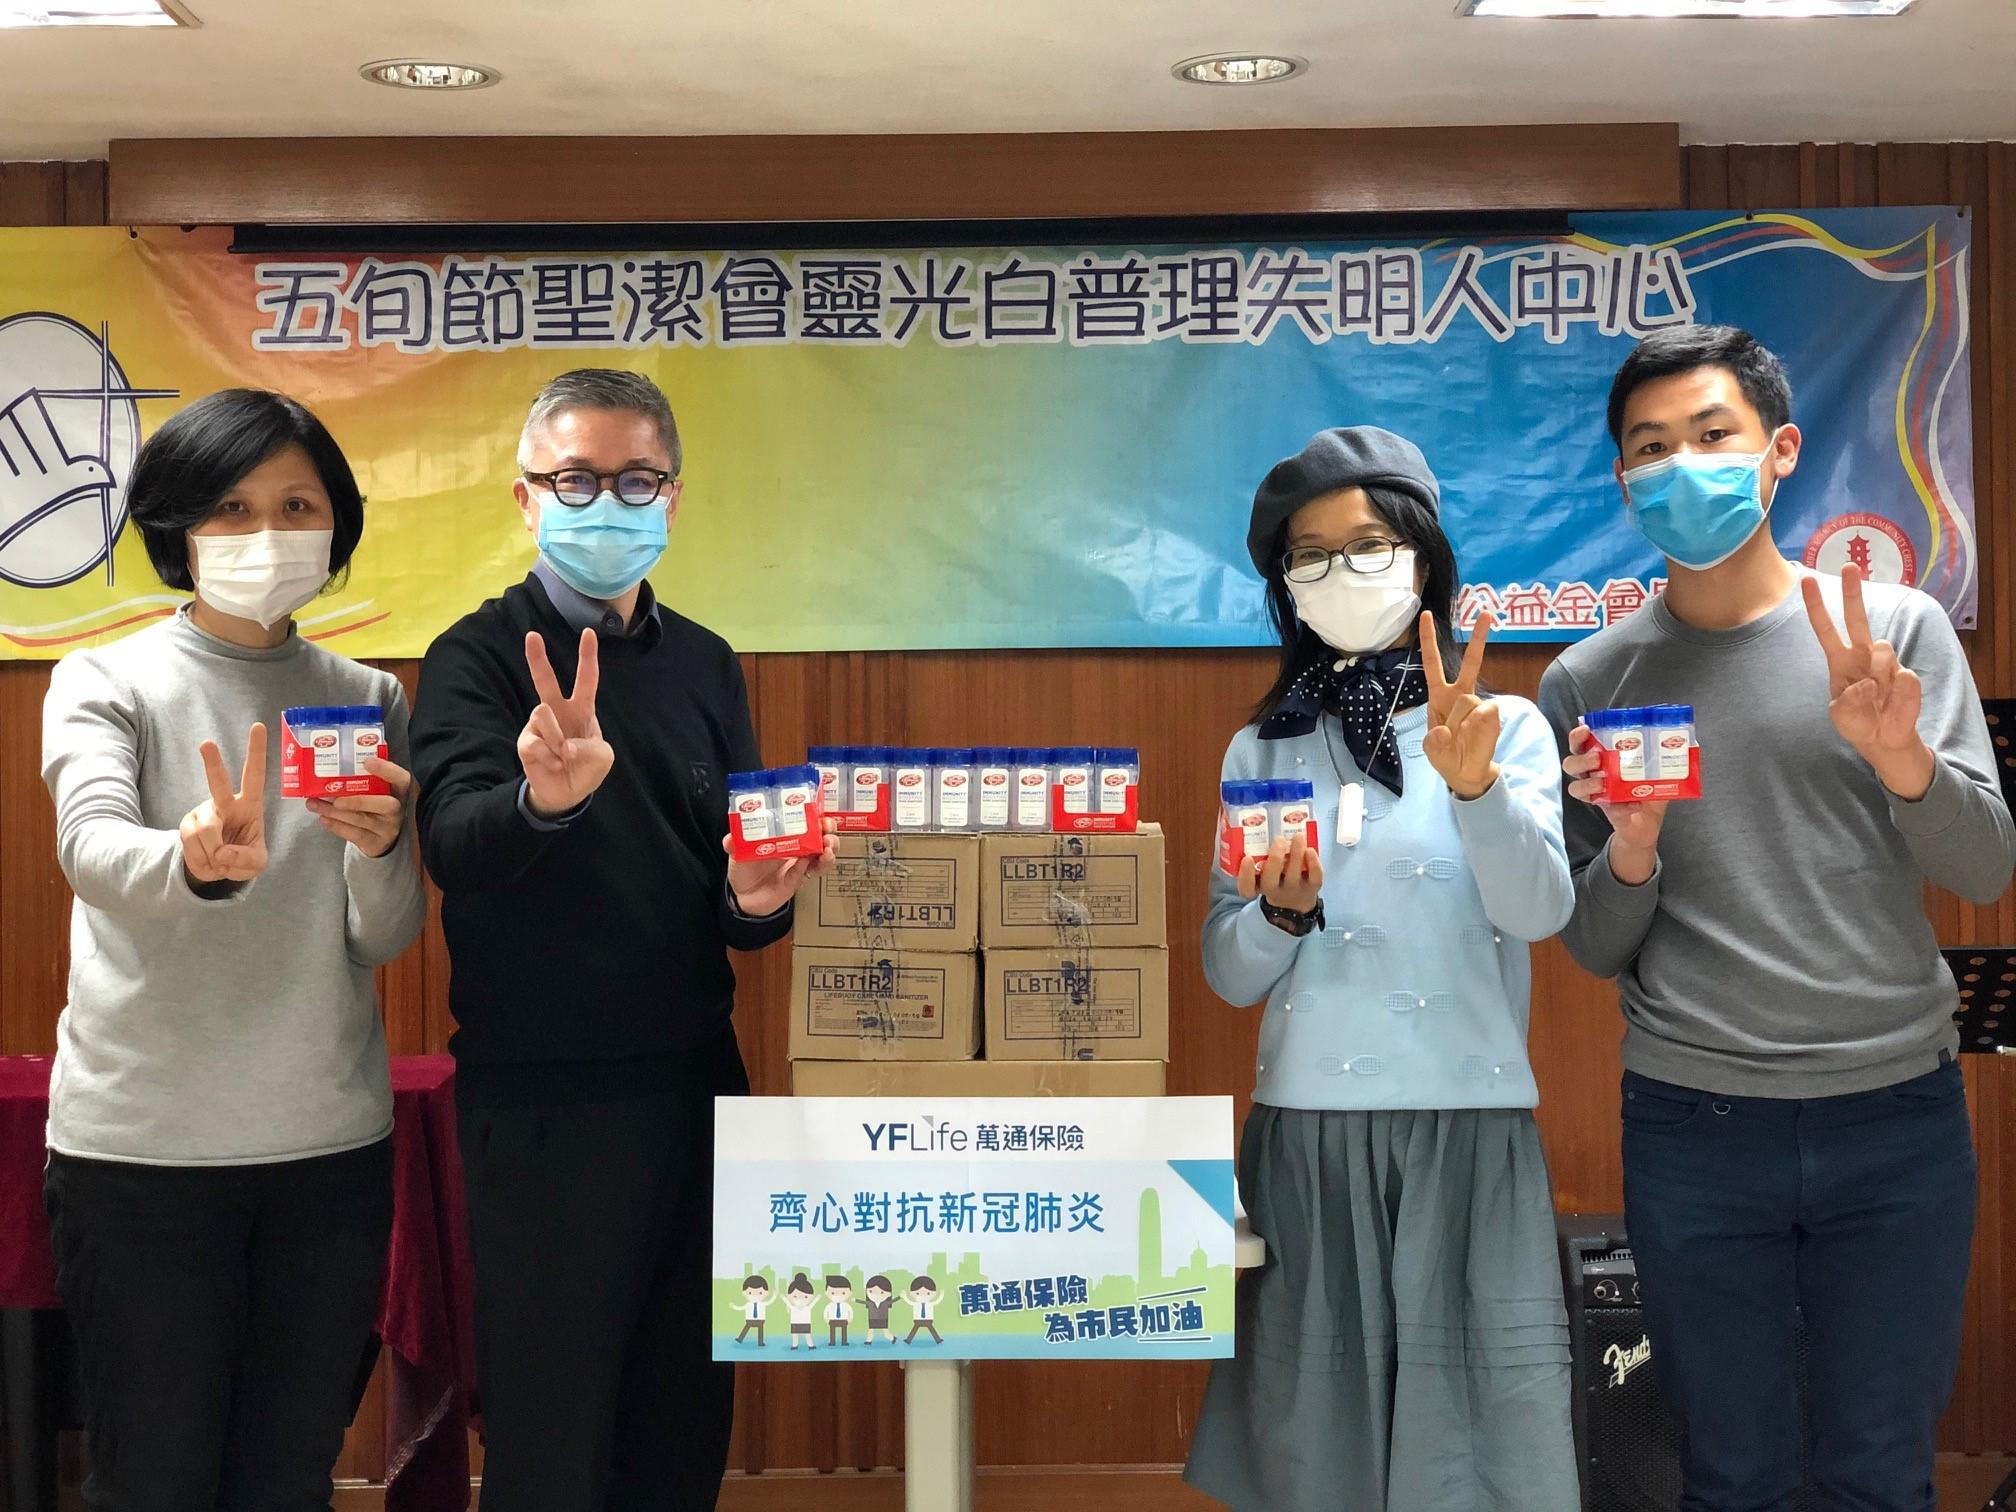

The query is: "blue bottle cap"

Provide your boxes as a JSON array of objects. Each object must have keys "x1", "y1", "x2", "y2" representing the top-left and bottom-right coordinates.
[
  {"x1": 1095, "y1": 747, "x2": 1139, "y2": 766},
  {"x1": 940, "y1": 748, "x2": 976, "y2": 765},
  {"x1": 1053, "y1": 746, "x2": 1097, "y2": 763}
]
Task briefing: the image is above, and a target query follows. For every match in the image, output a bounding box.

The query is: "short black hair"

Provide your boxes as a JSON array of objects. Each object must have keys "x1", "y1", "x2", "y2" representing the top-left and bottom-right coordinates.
[
  {"x1": 867, "y1": 1275, "x2": 892, "y2": 1293},
  {"x1": 1606, "y1": 325, "x2": 1793, "y2": 452},
  {"x1": 826, "y1": 1275, "x2": 851, "y2": 1290},
  {"x1": 743, "y1": 1276, "x2": 769, "y2": 1291},
  {"x1": 126, "y1": 388, "x2": 364, "y2": 593},
  {"x1": 910, "y1": 1276, "x2": 938, "y2": 1294}
]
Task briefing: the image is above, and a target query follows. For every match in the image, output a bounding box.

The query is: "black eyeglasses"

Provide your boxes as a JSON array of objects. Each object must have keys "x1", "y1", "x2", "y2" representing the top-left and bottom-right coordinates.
[
  {"x1": 1281, "y1": 537, "x2": 1408, "y2": 584},
  {"x1": 523, "y1": 468, "x2": 676, "y2": 508}
]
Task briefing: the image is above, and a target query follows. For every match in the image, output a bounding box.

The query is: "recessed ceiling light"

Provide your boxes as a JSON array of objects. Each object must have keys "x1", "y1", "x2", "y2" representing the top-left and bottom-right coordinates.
[
  {"x1": 1461, "y1": 0, "x2": 1913, "y2": 14},
  {"x1": 360, "y1": 58, "x2": 500, "y2": 90},
  {"x1": 1173, "y1": 53, "x2": 1307, "y2": 85},
  {"x1": 0, "y1": 0, "x2": 192, "y2": 26}
]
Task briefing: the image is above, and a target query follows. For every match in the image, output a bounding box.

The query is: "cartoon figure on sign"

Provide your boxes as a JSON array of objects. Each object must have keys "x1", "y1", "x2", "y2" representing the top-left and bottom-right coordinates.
[
  {"x1": 734, "y1": 1276, "x2": 770, "y2": 1347},
  {"x1": 863, "y1": 1275, "x2": 898, "y2": 1345},
  {"x1": 824, "y1": 1275, "x2": 854, "y2": 1346},
  {"x1": 904, "y1": 1276, "x2": 943, "y2": 1345},
  {"x1": 784, "y1": 1273, "x2": 817, "y2": 1351},
  {"x1": 0, "y1": 312, "x2": 177, "y2": 590}
]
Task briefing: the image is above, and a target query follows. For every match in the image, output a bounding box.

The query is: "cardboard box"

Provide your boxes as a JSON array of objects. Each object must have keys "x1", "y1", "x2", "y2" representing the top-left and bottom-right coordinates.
[
  {"x1": 978, "y1": 824, "x2": 1166, "y2": 950},
  {"x1": 795, "y1": 834, "x2": 980, "y2": 952},
  {"x1": 982, "y1": 947, "x2": 1169, "y2": 1062},
  {"x1": 787, "y1": 947, "x2": 981, "y2": 1061},
  {"x1": 790, "y1": 1058, "x2": 1166, "y2": 1097}
]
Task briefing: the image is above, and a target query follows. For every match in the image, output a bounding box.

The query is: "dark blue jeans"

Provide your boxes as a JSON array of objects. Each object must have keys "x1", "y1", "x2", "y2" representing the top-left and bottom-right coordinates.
[{"x1": 1621, "y1": 1061, "x2": 1976, "y2": 1512}]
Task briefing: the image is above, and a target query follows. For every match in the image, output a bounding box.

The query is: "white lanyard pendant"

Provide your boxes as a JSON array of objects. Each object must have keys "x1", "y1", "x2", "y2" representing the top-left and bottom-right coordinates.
[{"x1": 1338, "y1": 780, "x2": 1365, "y2": 848}]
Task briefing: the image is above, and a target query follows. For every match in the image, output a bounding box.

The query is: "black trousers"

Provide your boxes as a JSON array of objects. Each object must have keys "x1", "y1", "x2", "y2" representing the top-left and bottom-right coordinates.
[
  {"x1": 457, "y1": 1041, "x2": 744, "y2": 1512},
  {"x1": 42, "y1": 1138, "x2": 393, "y2": 1512}
]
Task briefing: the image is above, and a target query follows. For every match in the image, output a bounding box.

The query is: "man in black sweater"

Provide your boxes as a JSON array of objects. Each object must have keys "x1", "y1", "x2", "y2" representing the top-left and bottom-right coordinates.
[{"x1": 411, "y1": 369, "x2": 830, "y2": 1511}]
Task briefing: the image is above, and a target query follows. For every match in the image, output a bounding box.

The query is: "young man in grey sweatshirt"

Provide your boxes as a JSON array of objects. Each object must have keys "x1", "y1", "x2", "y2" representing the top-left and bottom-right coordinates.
[{"x1": 1537, "y1": 325, "x2": 2013, "y2": 1512}]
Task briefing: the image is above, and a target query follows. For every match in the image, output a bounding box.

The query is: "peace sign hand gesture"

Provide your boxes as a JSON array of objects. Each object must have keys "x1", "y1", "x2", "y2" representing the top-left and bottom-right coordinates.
[
  {"x1": 180, "y1": 723, "x2": 269, "y2": 886},
  {"x1": 519, "y1": 628, "x2": 616, "y2": 819},
  {"x1": 1801, "y1": 564, "x2": 1934, "y2": 799},
  {"x1": 1420, "y1": 609, "x2": 1502, "y2": 800}
]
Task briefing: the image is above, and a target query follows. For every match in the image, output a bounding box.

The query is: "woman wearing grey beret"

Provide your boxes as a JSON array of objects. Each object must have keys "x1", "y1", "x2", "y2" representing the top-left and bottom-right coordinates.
[{"x1": 1184, "y1": 426, "x2": 1578, "y2": 1511}]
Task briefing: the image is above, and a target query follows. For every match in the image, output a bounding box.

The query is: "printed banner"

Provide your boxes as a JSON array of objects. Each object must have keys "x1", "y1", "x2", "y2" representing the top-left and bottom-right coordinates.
[
  {"x1": 0, "y1": 209, "x2": 1974, "y2": 658},
  {"x1": 711, "y1": 1096, "x2": 1235, "y2": 1362}
]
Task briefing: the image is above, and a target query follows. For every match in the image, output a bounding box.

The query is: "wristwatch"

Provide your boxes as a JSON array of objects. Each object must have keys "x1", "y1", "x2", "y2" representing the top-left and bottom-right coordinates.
[{"x1": 1260, "y1": 897, "x2": 1325, "y2": 937}]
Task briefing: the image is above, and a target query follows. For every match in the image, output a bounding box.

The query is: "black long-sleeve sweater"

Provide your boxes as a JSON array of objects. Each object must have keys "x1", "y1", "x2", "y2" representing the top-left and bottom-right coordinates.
[{"x1": 411, "y1": 575, "x2": 791, "y2": 1070}]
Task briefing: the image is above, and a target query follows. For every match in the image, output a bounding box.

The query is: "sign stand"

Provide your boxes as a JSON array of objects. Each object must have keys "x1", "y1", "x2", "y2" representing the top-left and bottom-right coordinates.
[
  {"x1": 904, "y1": 1358, "x2": 976, "y2": 1512},
  {"x1": 894, "y1": 1219, "x2": 1266, "y2": 1509}
]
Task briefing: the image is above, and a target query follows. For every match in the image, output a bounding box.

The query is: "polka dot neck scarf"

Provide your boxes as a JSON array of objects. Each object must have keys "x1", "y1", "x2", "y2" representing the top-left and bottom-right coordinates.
[{"x1": 1258, "y1": 644, "x2": 1426, "y2": 797}]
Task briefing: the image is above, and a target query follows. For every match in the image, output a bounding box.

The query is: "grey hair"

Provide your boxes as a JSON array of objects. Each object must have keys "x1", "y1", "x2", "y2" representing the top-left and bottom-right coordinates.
[{"x1": 516, "y1": 369, "x2": 682, "y2": 474}]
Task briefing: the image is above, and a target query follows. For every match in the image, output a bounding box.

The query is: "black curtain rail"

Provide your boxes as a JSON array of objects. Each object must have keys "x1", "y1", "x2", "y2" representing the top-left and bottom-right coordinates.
[{"x1": 225, "y1": 211, "x2": 1576, "y2": 256}]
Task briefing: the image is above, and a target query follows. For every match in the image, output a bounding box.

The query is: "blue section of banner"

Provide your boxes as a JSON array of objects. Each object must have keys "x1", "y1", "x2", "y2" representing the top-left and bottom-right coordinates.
[{"x1": 1051, "y1": 207, "x2": 1975, "y2": 646}]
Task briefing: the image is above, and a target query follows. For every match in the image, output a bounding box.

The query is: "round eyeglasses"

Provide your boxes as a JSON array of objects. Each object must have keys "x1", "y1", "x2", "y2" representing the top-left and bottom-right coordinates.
[{"x1": 523, "y1": 467, "x2": 675, "y2": 508}]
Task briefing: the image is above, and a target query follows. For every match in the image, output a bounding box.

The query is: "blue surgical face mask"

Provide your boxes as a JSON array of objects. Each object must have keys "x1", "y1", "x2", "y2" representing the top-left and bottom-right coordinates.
[
  {"x1": 535, "y1": 490, "x2": 669, "y2": 600},
  {"x1": 1621, "y1": 431, "x2": 1783, "y2": 571}
]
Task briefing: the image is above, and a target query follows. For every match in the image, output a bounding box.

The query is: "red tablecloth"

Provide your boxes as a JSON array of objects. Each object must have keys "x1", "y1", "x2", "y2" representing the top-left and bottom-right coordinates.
[{"x1": 0, "y1": 1054, "x2": 476, "y2": 1511}]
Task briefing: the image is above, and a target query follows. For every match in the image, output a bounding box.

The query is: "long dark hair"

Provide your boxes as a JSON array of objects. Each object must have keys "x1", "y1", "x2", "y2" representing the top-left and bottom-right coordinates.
[{"x1": 1250, "y1": 483, "x2": 1465, "y2": 725}]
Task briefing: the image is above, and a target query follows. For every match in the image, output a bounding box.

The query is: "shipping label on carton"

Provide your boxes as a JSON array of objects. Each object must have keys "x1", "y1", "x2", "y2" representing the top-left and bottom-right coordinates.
[
  {"x1": 979, "y1": 827, "x2": 1165, "y2": 950},
  {"x1": 983, "y1": 948, "x2": 1170, "y2": 1062},
  {"x1": 797, "y1": 835, "x2": 979, "y2": 951},
  {"x1": 789, "y1": 948, "x2": 981, "y2": 1061}
]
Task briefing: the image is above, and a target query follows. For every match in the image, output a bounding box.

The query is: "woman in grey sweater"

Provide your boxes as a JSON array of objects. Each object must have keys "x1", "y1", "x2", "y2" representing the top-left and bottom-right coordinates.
[{"x1": 39, "y1": 389, "x2": 426, "y2": 1510}]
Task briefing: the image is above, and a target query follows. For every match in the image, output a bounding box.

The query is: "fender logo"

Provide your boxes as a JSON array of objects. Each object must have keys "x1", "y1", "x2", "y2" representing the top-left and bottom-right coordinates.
[{"x1": 1604, "y1": 1335, "x2": 1653, "y2": 1388}]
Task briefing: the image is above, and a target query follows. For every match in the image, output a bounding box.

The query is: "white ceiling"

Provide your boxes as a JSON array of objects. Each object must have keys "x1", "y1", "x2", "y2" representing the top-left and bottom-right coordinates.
[{"x1": 3, "y1": 0, "x2": 2013, "y2": 160}]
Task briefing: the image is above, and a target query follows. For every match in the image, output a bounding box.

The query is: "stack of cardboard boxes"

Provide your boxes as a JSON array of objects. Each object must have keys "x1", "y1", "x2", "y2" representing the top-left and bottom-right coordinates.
[{"x1": 787, "y1": 825, "x2": 1169, "y2": 1097}]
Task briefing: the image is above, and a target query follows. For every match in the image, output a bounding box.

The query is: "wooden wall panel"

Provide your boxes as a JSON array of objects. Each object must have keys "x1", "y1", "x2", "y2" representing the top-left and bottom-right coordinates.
[
  {"x1": 106, "y1": 125, "x2": 1682, "y2": 227},
  {"x1": 1, "y1": 137, "x2": 2012, "y2": 1479}
]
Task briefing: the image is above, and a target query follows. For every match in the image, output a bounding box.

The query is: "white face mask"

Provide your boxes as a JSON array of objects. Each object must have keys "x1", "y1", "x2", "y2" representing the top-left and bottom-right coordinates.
[
  {"x1": 190, "y1": 528, "x2": 333, "y2": 629},
  {"x1": 1288, "y1": 546, "x2": 1422, "y2": 654}
]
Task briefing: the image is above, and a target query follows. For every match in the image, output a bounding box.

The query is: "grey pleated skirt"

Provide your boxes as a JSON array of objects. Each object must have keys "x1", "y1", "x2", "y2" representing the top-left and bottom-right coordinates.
[{"x1": 1184, "y1": 1103, "x2": 1578, "y2": 1512}]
